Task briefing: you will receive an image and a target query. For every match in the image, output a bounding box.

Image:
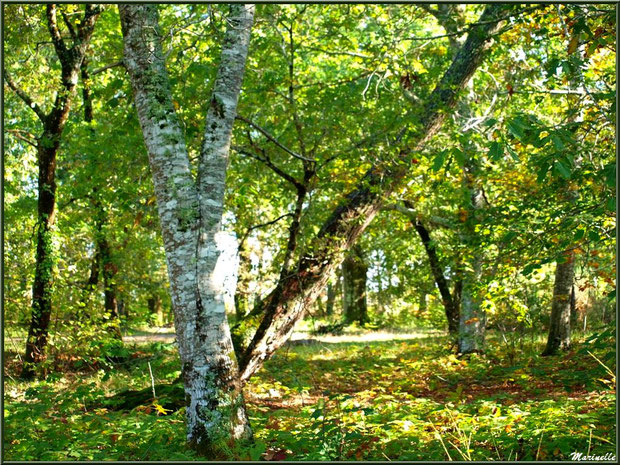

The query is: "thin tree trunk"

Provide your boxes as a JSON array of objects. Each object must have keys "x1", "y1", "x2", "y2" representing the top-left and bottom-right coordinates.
[
  {"x1": 542, "y1": 251, "x2": 575, "y2": 356},
  {"x1": 410, "y1": 213, "x2": 459, "y2": 335},
  {"x1": 19, "y1": 4, "x2": 101, "y2": 379},
  {"x1": 239, "y1": 4, "x2": 507, "y2": 383},
  {"x1": 325, "y1": 273, "x2": 339, "y2": 317},
  {"x1": 234, "y1": 244, "x2": 252, "y2": 320},
  {"x1": 342, "y1": 246, "x2": 369, "y2": 325},
  {"x1": 99, "y1": 231, "x2": 122, "y2": 340},
  {"x1": 120, "y1": 3, "x2": 255, "y2": 454}
]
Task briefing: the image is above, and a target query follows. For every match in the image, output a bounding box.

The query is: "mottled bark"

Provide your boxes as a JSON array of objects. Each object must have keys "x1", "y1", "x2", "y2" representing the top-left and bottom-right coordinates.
[
  {"x1": 342, "y1": 246, "x2": 369, "y2": 325},
  {"x1": 458, "y1": 160, "x2": 486, "y2": 355},
  {"x1": 18, "y1": 4, "x2": 101, "y2": 379},
  {"x1": 234, "y1": 244, "x2": 252, "y2": 320},
  {"x1": 239, "y1": 4, "x2": 507, "y2": 382},
  {"x1": 542, "y1": 251, "x2": 575, "y2": 356},
  {"x1": 119, "y1": 3, "x2": 254, "y2": 454}
]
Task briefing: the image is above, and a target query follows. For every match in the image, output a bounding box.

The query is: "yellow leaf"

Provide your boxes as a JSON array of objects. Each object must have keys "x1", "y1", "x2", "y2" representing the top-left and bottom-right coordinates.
[
  {"x1": 567, "y1": 35, "x2": 579, "y2": 55},
  {"x1": 153, "y1": 402, "x2": 171, "y2": 416}
]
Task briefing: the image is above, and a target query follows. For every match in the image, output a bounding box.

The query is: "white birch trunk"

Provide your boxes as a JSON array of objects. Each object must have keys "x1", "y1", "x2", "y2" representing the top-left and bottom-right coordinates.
[{"x1": 119, "y1": 3, "x2": 254, "y2": 454}]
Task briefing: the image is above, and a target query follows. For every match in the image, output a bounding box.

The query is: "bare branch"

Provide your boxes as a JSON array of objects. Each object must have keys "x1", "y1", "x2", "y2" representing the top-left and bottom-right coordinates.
[
  {"x1": 4, "y1": 72, "x2": 47, "y2": 122},
  {"x1": 91, "y1": 60, "x2": 125, "y2": 76},
  {"x1": 61, "y1": 11, "x2": 77, "y2": 40},
  {"x1": 232, "y1": 144, "x2": 304, "y2": 190},
  {"x1": 238, "y1": 212, "x2": 295, "y2": 251},
  {"x1": 235, "y1": 115, "x2": 315, "y2": 163},
  {"x1": 6, "y1": 129, "x2": 37, "y2": 147}
]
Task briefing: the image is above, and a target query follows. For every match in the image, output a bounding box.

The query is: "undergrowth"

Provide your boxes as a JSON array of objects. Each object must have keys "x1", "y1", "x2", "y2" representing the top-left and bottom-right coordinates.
[{"x1": 3, "y1": 329, "x2": 616, "y2": 460}]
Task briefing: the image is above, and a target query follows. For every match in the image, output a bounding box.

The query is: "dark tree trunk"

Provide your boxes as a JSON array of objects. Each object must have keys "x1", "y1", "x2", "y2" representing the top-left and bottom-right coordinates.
[
  {"x1": 325, "y1": 273, "x2": 339, "y2": 317},
  {"x1": 542, "y1": 251, "x2": 575, "y2": 356},
  {"x1": 23, "y1": 142, "x2": 59, "y2": 377},
  {"x1": 238, "y1": 4, "x2": 507, "y2": 383},
  {"x1": 411, "y1": 214, "x2": 459, "y2": 335},
  {"x1": 100, "y1": 234, "x2": 122, "y2": 340},
  {"x1": 342, "y1": 246, "x2": 369, "y2": 325},
  {"x1": 20, "y1": 5, "x2": 102, "y2": 379},
  {"x1": 148, "y1": 295, "x2": 163, "y2": 325}
]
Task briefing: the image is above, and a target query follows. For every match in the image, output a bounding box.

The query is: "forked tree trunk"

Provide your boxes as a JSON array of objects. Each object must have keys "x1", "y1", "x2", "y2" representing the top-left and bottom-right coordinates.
[
  {"x1": 542, "y1": 250, "x2": 575, "y2": 356},
  {"x1": 238, "y1": 4, "x2": 508, "y2": 382},
  {"x1": 119, "y1": 3, "x2": 255, "y2": 455},
  {"x1": 342, "y1": 247, "x2": 369, "y2": 325},
  {"x1": 17, "y1": 4, "x2": 102, "y2": 379}
]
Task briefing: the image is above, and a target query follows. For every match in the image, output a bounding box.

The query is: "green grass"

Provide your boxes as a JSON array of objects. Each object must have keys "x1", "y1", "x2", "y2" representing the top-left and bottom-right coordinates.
[{"x1": 3, "y1": 330, "x2": 616, "y2": 460}]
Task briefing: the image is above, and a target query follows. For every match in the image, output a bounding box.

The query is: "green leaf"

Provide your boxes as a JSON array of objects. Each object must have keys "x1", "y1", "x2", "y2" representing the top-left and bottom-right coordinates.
[
  {"x1": 432, "y1": 150, "x2": 448, "y2": 172},
  {"x1": 588, "y1": 230, "x2": 600, "y2": 242},
  {"x1": 506, "y1": 144, "x2": 520, "y2": 162},
  {"x1": 536, "y1": 162, "x2": 550, "y2": 183},
  {"x1": 551, "y1": 135, "x2": 565, "y2": 151},
  {"x1": 553, "y1": 160, "x2": 571, "y2": 179},
  {"x1": 606, "y1": 197, "x2": 615, "y2": 212},
  {"x1": 502, "y1": 231, "x2": 517, "y2": 243},
  {"x1": 506, "y1": 119, "x2": 525, "y2": 139},
  {"x1": 452, "y1": 148, "x2": 465, "y2": 168},
  {"x1": 488, "y1": 141, "x2": 503, "y2": 161},
  {"x1": 573, "y1": 229, "x2": 585, "y2": 241}
]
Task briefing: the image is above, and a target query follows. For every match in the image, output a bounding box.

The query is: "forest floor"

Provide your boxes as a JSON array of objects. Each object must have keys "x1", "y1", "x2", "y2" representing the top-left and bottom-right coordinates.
[{"x1": 3, "y1": 326, "x2": 616, "y2": 461}]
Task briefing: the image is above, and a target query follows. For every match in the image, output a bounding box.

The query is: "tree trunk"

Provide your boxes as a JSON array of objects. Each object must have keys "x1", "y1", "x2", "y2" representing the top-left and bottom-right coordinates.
[
  {"x1": 542, "y1": 251, "x2": 575, "y2": 356},
  {"x1": 238, "y1": 4, "x2": 507, "y2": 383},
  {"x1": 20, "y1": 4, "x2": 101, "y2": 379},
  {"x1": 120, "y1": 3, "x2": 255, "y2": 455},
  {"x1": 457, "y1": 160, "x2": 486, "y2": 355},
  {"x1": 148, "y1": 295, "x2": 164, "y2": 326},
  {"x1": 99, "y1": 232, "x2": 122, "y2": 340},
  {"x1": 325, "y1": 273, "x2": 339, "y2": 317},
  {"x1": 342, "y1": 247, "x2": 369, "y2": 325},
  {"x1": 411, "y1": 215, "x2": 459, "y2": 334},
  {"x1": 234, "y1": 243, "x2": 252, "y2": 320}
]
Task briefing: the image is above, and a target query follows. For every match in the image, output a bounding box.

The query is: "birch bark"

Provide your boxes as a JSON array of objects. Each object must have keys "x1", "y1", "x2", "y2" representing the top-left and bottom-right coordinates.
[{"x1": 119, "y1": 3, "x2": 254, "y2": 454}]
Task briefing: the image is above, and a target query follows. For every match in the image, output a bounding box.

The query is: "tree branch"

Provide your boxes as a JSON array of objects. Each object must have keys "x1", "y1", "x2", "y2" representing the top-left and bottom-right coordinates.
[
  {"x1": 46, "y1": 4, "x2": 67, "y2": 58},
  {"x1": 91, "y1": 60, "x2": 125, "y2": 76},
  {"x1": 4, "y1": 72, "x2": 47, "y2": 122},
  {"x1": 235, "y1": 115, "x2": 316, "y2": 163},
  {"x1": 232, "y1": 145, "x2": 304, "y2": 191}
]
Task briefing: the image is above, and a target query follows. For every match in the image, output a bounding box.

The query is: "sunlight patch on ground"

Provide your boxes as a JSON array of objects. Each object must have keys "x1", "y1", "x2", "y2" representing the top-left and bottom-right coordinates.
[{"x1": 290, "y1": 328, "x2": 445, "y2": 344}]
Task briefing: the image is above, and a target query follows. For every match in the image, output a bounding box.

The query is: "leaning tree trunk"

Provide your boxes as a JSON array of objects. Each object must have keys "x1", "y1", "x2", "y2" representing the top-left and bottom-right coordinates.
[
  {"x1": 16, "y1": 4, "x2": 102, "y2": 379},
  {"x1": 238, "y1": 4, "x2": 508, "y2": 383},
  {"x1": 542, "y1": 250, "x2": 575, "y2": 356},
  {"x1": 342, "y1": 246, "x2": 369, "y2": 325},
  {"x1": 119, "y1": 3, "x2": 255, "y2": 455},
  {"x1": 411, "y1": 214, "x2": 459, "y2": 335}
]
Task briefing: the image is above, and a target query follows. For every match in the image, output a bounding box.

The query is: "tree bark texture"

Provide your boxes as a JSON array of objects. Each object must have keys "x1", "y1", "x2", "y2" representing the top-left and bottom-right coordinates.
[
  {"x1": 20, "y1": 4, "x2": 101, "y2": 379},
  {"x1": 457, "y1": 157, "x2": 486, "y2": 354},
  {"x1": 238, "y1": 4, "x2": 507, "y2": 383},
  {"x1": 342, "y1": 247, "x2": 369, "y2": 325},
  {"x1": 542, "y1": 251, "x2": 575, "y2": 356},
  {"x1": 119, "y1": 3, "x2": 255, "y2": 454}
]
